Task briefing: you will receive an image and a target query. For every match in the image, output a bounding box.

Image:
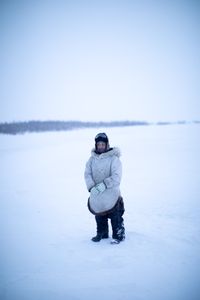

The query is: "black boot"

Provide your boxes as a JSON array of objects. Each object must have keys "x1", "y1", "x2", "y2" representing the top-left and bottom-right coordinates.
[
  {"x1": 92, "y1": 215, "x2": 109, "y2": 242},
  {"x1": 91, "y1": 232, "x2": 109, "y2": 242},
  {"x1": 110, "y1": 198, "x2": 125, "y2": 243}
]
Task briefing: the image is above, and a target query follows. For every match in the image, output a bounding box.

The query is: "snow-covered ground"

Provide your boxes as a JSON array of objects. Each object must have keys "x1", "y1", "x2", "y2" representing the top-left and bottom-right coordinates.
[{"x1": 0, "y1": 124, "x2": 200, "y2": 300}]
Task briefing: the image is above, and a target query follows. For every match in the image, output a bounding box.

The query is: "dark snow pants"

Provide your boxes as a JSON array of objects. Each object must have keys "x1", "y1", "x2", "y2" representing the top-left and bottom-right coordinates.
[{"x1": 95, "y1": 196, "x2": 125, "y2": 241}]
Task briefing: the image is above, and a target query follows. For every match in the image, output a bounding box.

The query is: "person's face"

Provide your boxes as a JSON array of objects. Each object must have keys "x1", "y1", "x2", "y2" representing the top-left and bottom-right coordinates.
[{"x1": 96, "y1": 141, "x2": 107, "y2": 153}]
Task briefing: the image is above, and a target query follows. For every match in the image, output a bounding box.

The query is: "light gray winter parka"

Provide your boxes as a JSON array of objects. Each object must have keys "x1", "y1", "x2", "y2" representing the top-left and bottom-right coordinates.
[{"x1": 84, "y1": 147, "x2": 122, "y2": 215}]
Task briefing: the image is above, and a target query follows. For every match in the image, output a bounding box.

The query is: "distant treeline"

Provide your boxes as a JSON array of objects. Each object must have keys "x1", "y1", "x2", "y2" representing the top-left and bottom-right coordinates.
[{"x1": 0, "y1": 120, "x2": 199, "y2": 135}]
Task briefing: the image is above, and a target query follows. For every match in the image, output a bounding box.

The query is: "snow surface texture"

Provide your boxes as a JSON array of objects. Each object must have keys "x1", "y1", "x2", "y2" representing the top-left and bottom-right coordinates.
[{"x1": 0, "y1": 124, "x2": 200, "y2": 300}]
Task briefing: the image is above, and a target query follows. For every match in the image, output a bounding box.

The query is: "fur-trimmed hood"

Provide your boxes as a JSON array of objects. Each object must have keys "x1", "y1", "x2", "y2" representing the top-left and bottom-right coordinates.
[{"x1": 91, "y1": 147, "x2": 121, "y2": 159}]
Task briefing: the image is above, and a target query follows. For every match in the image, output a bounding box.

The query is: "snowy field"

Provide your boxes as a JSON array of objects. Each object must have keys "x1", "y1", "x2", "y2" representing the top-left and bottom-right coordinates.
[{"x1": 0, "y1": 124, "x2": 200, "y2": 300}]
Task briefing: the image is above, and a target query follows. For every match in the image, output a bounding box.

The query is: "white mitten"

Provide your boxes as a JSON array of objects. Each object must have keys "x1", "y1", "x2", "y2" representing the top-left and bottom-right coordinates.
[
  {"x1": 90, "y1": 186, "x2": 99, "y2": 196},
  {"x1": 96, "y1": 182, "x2": 106, "y2": 193}
]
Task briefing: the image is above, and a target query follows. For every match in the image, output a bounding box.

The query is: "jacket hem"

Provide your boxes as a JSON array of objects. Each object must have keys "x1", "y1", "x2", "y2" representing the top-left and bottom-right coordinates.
[{"x1": 87, "y1": 196, "x2": 124, "y2": 216}]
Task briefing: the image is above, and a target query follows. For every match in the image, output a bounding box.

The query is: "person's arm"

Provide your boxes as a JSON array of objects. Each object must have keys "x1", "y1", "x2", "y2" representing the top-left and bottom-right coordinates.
[
  {"x1": 84, "y1": 158, "x2": 95, "y2": 192},
  {"x1": 103, "y1": 157, "x2": 122, "y2": 188}
]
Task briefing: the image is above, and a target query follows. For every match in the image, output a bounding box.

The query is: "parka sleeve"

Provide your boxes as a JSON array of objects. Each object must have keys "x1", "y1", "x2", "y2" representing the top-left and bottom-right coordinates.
[
  {"x1": 103, "y1": 156, "x2": 122, "y2": 188},
  {"x1": 84, "y1": 157, "x2": 95, "y2": 192}
]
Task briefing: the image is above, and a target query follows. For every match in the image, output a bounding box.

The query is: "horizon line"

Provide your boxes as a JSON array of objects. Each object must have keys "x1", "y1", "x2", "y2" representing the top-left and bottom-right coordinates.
[{"x1": 0, "y1": 119, "x2": 199, "y2": 135}]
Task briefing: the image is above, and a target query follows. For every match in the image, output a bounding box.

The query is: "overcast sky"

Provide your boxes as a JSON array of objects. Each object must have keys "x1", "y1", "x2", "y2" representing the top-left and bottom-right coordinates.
[{"x1": 1, "y1": 0, "x2": 199, "y2": 122}]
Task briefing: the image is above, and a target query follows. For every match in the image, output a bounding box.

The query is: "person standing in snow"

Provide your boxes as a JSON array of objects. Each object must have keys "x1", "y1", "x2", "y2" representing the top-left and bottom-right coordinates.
[{"x1": 84, "y1": 132, "x2": 125, "y2": 244}]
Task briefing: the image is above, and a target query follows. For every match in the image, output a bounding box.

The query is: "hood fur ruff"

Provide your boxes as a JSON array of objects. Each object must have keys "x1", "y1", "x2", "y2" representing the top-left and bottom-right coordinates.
[{"x1": 91, "y1": 147, "x2": 121, "y2": 158}]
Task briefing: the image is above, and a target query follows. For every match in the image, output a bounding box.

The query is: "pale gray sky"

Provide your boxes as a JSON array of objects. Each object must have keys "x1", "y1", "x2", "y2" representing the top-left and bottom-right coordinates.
[{"x1": 1, "y1": 0, "x2": 199, "y2": 122}]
